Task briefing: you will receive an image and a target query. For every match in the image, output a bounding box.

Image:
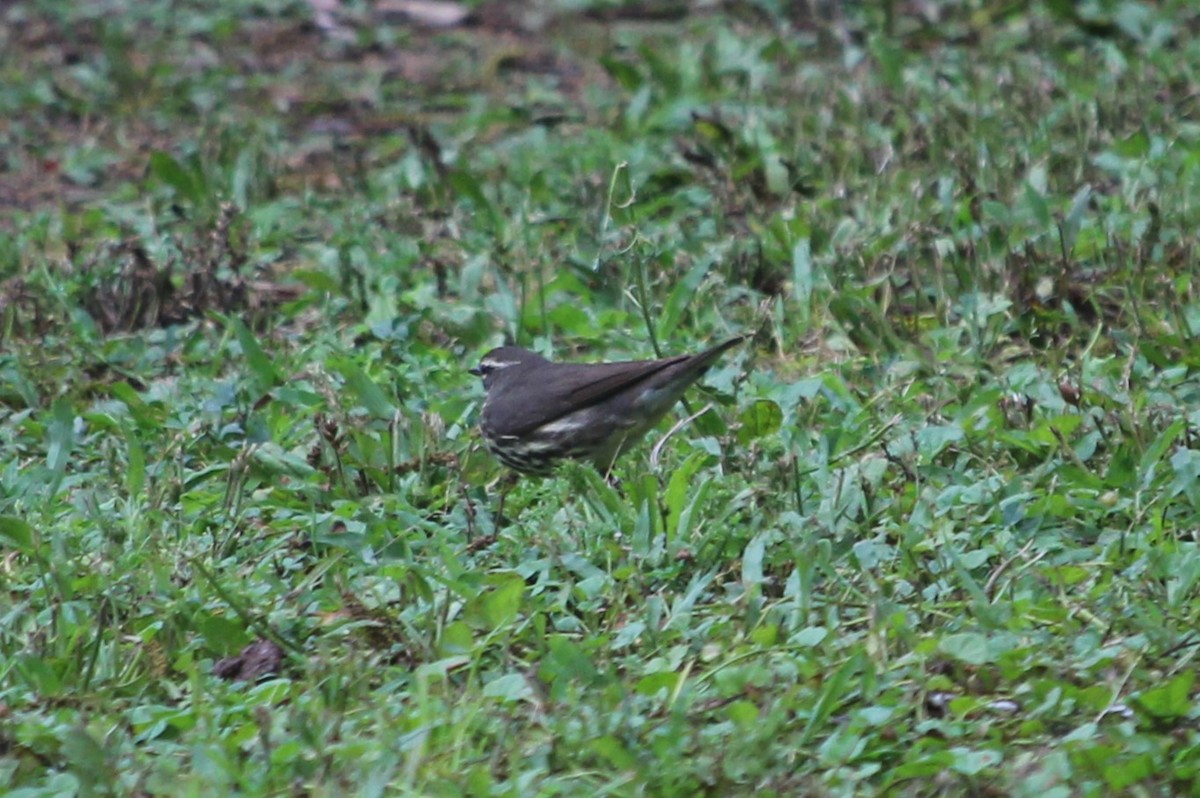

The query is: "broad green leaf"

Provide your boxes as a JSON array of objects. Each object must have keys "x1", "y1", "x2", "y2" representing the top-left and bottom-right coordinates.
[
  {"x1": 123, "y1": 422, "x2": 146, "y2": 497},
  {"x1": 1136, "y1": 670, "x2": 1194, "y2": 718},
  {"x1": 869, "y1": 36, "x2": 906, "y2": 90},
  {"x1": 852, "y1": 539, "x2": 890, "y2": 570},
  {"x1": 438, "y1": 621, "x2": 473, "y2": 656},
  {"x1": 591, "y1": 736, "x2": 636, "y2": 770},
  {"x1": 0, "y1": 516, "x2": 34, "y2": 552},
  {"x1": 330, "y1": 358, "x2": 397, "y2": 417},
  {"x1": 792, "y1": 237, "x2": 812, "y2": 304},
  {"x1": 482, "y1": 672, "x2": 533, "y2": 703},
  {"x1": 45, "y1": 397, "x2": 76, "y2": 501},
  {"x1": 480, "y1": 572, "x2": 524, "y2": 628},
  {"x1": 231, "y1": 318, "x2": 281, "y2": 389},
  {"x1": 1062, "y1": 184, "x2": 1092, "y2": 253},
  {"x1": 416, "y1": 656, "x2": 471, "y2": 681},
  {"x1": 981, "y1": 199, "x2": 1011, "y2": 226},
  {"x1": 940, "y1": 632, "x2": 992, "y2": 665},
  {"x1": 448, "y1": 169, "x2": 498, "y2": 232},
  {"x1": 793, "y1": 626, "x2": 827, "y2": 647},
  {"x1": 149, "y1": 151, "x2": 202, "y2": 204},
  {"x1": 47, "y1": 397, "x2": 75, "y2": 475},
  {"x1": 61, "y1": 727, "x2": 111, "y2": 786},
  {"x1": 799, "y1": 651, "x2": 861, "y2": 744},
  {"x1": 737, "y1": 399, "x2": 782, "y2": 444},
  {"x1": 598, "y1": 57, "x2": 642, "y2": 91},
  {"x1": 292, "y1": 269, "x2": 341, "y2": 293},
  {"x1": 543, "y1": 636, "x2": 597, "y2": 683},
  {"x1": 193, "y1": 611, "x2": 248, "y2": 653},
  {"x1": 248, "y1": 443, "x2": 318, "y2": 480},
  {"x1": 635, "y1": 670, "x2": 679, "y2": 697},
  {"x1": 750, "y1": 624, "x2": 777, "y2": 646},
  {"x1": 1104, "y1": 751, "x2": 1157, "y2": 791},
  {"x1": 1023, "y1": 182, "x2": 1050, "y2": 229},
  {"x1": 950, "y1": 746, "x2": 1001, "y2": 776},
  {"x1": 742, "y1": 534, "x2": 765, "y2": 587},
  {"x1": 659, "y1": 258, "x2": 714, "y2": 341},
  {"x1": 612, "y1": 621, "x2": 646, "y2": 649},
  {"x1": 671, "y1": 476, "x2": 712, "y2": 542},
  {"x1": 1140, "y1": 419, "x2": 1185, "y2": 488},
  {"x1": 110, "y1": 381, "x2": 146, "y2": 414},
  {"x1": 665, "y1": 451, "x2": 708, "y2": 533},
  {"x1": 727, "y1": 700, "x2": 760, "y2": 728},
  {"x1": 1170, "y1": 448, "x2": 1200, "y2": 497},
  {"x1": 1112, "y1": 130, "x2": 1149, "y2": 158}
]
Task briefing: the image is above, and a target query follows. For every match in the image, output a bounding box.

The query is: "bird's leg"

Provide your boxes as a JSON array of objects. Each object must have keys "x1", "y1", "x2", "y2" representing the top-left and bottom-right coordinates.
[
  {"x1": 594, "y1": 461, "x2": 624, "y2": 495},
  {"x1": 493, "y1": 471, "x2": 519, "y2": 528},
  {"x1": 466, "y1": 473, "x2": 517, "y2": 553},
  {"x1": 462, "y1": 480, "x2": 477, "y2": 542},
  {"x1": 598, "y1": 435, "x2": 627, "y2": 491}
]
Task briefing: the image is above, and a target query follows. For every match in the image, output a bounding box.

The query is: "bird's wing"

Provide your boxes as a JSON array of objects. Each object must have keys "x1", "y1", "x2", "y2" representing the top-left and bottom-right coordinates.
[
  {"x1": 487, "y1": 357, "x2": 687, "y2": 438},
  {"x1": 487, "y1": 337, "x2": 745, "y2": 438},
  {"x1": 560, "y1": 337, "x2": 744, "y2": 410},
  {"x1": 562, "y1": 357, "x2": 690, "y2": 407}
]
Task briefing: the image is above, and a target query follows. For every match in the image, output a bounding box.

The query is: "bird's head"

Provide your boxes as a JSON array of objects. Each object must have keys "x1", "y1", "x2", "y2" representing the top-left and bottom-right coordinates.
[{"x1": 470, "y1": 346, "x2": 548, "y2": 387}]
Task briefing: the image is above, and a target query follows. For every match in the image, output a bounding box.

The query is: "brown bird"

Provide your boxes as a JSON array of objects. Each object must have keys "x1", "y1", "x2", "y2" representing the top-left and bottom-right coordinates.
[{"x1": 470, "y1": 337, "x2": 745, "y2": 475}]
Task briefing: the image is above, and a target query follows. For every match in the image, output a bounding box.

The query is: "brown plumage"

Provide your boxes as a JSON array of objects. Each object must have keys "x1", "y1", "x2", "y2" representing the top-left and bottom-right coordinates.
[{"x1": 471, "y1": 337, "x2": 745, "y2": 474}]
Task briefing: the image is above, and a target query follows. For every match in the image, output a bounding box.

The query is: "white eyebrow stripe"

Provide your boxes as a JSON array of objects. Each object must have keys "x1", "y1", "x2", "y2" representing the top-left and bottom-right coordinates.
[{"x1": 481, "y1": 359, "x2": 521, "y2": 370}]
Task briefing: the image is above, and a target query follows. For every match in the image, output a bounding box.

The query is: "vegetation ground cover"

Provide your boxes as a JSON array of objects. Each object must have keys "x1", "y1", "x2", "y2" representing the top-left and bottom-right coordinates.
[{"x1": 2, "y1": 1, "x2": 1200, "y2": 794}]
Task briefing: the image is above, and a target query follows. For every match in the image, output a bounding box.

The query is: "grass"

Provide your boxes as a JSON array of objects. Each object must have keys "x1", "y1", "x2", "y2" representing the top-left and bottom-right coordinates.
[{"x1": 3, "y1": 0, "x2": 1200, "y2": 794}]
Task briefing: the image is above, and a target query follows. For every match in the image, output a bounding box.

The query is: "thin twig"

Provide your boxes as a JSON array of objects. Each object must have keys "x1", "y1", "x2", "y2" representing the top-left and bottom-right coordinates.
[{"x1": 651, "y1": 403, "x2": 713, "y2": 468}]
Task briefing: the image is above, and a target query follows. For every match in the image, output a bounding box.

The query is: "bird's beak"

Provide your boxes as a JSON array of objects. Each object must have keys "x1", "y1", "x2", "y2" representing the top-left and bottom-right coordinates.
[{"x1": 469, "y1": 366, "x2": 483, "y2": 377}]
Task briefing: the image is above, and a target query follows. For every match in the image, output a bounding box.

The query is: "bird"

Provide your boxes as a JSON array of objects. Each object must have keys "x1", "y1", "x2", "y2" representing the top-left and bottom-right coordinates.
[{"x1": 470, "y1": 337, "x2": 745, "y2": 476}]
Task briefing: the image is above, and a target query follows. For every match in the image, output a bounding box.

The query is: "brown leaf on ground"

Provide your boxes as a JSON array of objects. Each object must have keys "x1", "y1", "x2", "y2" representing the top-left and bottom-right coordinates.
[{"x1": 213, "y1": 639, "x2": 285, "y2": 682}]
